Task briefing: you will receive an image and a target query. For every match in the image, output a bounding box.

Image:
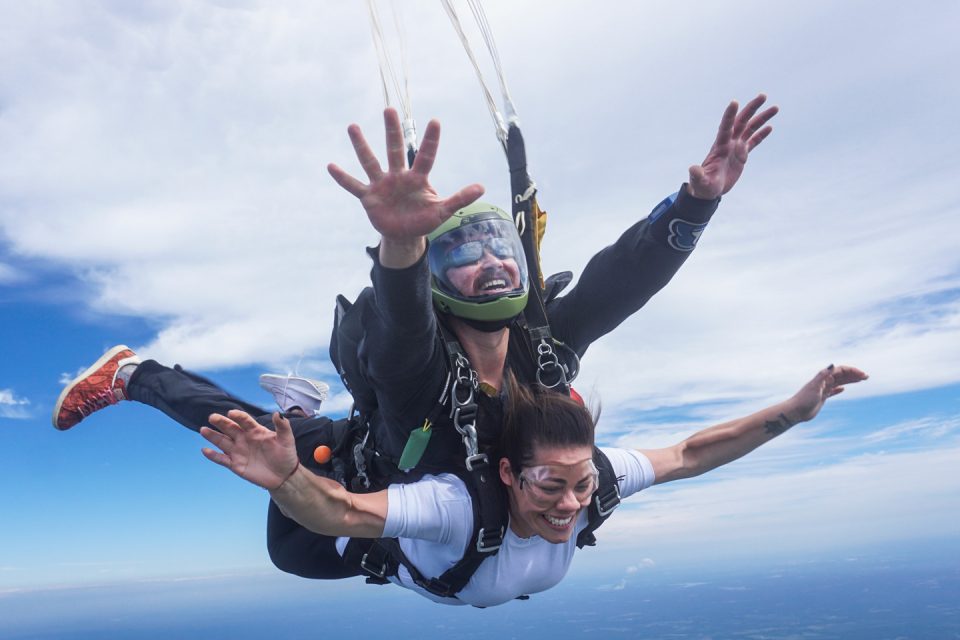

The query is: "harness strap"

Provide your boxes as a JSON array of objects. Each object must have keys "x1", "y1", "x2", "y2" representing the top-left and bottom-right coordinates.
[
  {"x1": 576, "y1": 447, "x2": 622, "y2": 549},
  {"x1": 506, "y1": 123, "x2": 574, "y2": 393},
  {"x1": 343, "y1": 455, "x2": 506, "y2": 599}
]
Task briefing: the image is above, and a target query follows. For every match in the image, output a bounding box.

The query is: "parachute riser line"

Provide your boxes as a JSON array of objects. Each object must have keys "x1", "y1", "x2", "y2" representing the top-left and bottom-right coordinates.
[
  {"x1": 440, "y1": 0, "x2": 518, "y2": 152},
  {"x1": 367, "y1": 0, "x2": 418, "y2": 154}
]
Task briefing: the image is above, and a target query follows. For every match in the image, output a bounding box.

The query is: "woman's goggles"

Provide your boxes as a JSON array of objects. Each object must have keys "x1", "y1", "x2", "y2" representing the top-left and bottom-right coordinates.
[{"x1": 518, "y1": 459, "x2": 599, "y2": 508}]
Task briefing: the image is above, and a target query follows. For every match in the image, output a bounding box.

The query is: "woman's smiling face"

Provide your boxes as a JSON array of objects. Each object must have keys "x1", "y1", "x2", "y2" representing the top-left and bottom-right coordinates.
[{"x1": 500, "y1": 444, "x2": 597, "y2": 544}]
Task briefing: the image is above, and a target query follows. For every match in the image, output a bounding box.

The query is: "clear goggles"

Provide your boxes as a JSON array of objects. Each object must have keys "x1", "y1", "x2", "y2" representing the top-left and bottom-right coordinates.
[{"x1": 518, "y1": 458, "x2": 599, "y2": 508}]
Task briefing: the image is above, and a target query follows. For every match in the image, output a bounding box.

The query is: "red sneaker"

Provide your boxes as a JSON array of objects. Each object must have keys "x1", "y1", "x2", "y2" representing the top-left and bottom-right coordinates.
[{"x1": 53, "y1": 345, "x2": 141, "y2": 430}]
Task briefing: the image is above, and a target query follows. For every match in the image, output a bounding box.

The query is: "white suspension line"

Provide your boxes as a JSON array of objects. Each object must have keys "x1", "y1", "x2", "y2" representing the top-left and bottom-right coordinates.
[
  {"x1": 367, "y1": 0, "x2": 418, "y2": 153},
  {"x1": 439, "y1": 0, "x2": 509, "y2": 149},
  {"x1": 464, "y1": 0, "x2": 518, "y2": 124}
]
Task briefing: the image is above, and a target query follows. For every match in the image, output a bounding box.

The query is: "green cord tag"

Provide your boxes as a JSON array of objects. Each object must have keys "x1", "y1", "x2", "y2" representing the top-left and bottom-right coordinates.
[{"x1": 398, "y1": 420, "x2": 432, "y2": 471}]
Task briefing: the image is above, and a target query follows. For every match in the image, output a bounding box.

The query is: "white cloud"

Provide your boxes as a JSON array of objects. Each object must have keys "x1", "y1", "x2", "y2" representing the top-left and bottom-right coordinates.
[
  {"x1": 863, "y1": 415, "x2": 960, "y2": 444},
  {"x1": 0, "y1": 0, "x2": 957, "y2": 417},
  {"x1": 0, "y1": 389, "x2": 30, "y2": 419},
  {"x1": 607, "y1": 411, "x2": 960, "y2": 488},
  {"x1": 595, "y1": 578, "x2": 627, "y2": 592},
  {"x1": 598, "y1": 445, "x2": 960, "y2": 560},
  {"x1": 624, "y1": 558, "x2": 655, "y2": 574}
]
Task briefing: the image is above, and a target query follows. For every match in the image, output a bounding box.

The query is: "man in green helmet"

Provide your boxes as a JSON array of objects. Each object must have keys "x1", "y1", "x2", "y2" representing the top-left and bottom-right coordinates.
[
  {"x1": 426, "y1": 204, "x2": 529, "y2": 322},
  {"x1": 327, "y1": 95, "x2": 779, "y2": 473}
]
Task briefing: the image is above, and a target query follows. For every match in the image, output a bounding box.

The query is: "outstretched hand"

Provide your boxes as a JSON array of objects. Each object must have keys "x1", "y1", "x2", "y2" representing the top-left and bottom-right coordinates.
[
  {"x1": 789, "y1": 365, "x2": 869, "y2": 424},
  {"x1": 688, "y1": 94, "x2": 779, "y2": 200},
  {"x1": 200, "y1": 411, "x2": 299, "y2": 491},
  {"x1": 328, "y1": 108, "x2": 484, "y2": 243}
]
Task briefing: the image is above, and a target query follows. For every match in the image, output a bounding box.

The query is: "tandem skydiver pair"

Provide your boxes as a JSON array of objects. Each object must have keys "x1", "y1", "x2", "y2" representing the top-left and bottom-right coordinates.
[{"x1": 48, "y1": 96, "x2": 869, "y2": 607}]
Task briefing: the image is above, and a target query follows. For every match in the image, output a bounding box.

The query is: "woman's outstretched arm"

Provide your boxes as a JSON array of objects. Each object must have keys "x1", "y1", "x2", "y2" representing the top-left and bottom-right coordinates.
[
  {"x1": 640, "y1": 365, "x2": 868, "y2": 485},
  {"x1": 201, "y1": 410, "x2": 388, "y2": 538}
]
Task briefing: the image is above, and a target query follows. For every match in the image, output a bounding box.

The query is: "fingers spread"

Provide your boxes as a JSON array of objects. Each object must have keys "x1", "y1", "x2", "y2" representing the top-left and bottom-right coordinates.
[
  {"x1": 749, "y1": 105, "x2": 779, "y2": 132},
  {"x1": 199, "y1": 425, "x2": 230, "y2": 450},
  {"x1": 273, "y1": 412, "x2": 295, "y2": 447},
  {"x1": 714, "y1": 100, "x2": 738, "y2": 146},
  {"x1": 412, "y1": 119, "x2": 441, "y2": 177},
  {"x1": 224, "y1": 409, "x2": 255, "y2": 430},
  {"x1": 442, "y1": 183, "x2": 485, "y2": 216},
  {"x1": 208, "y1": 413, "x2": 242, "y2": 438},
  {"x1": 746, "y1": 126, "x2": 774, "y2": 152},
  {"x1": 328, "y1": 163, "x2": 368, "y2": 199},
  {"x1": 348, "y1": 123, "x2": 384, "y2": 181},
  {"x1": 384, "y1": 108, "x2": 407, "y2": 172},
  {"x1": 201, "y1": 447, "x2": 231, "y2": 468},
  {"x1": 834, "y1": 366, "x2": 870, "y2": 384},
  {"x1": 732, "y1": 94, "x2": 767, "y2": 138}
]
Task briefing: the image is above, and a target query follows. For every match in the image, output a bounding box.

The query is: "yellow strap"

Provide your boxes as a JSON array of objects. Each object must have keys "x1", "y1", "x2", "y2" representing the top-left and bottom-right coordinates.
[{"x1": 532, "y1": 199, "x2": 548, "y2": 289}]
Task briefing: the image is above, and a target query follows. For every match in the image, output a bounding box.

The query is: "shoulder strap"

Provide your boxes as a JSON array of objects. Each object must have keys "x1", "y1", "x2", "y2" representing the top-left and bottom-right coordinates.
[
  {"x1": 330, "y1": 288, "x2": 379, "y2": 415},
  {"x1": 576, "y1": 447, "x2": 622, "y2": 549},
  {"x1": 343, "y1": 458, "x2": 507, "y2": 599},
  {"x1": 506, "y1": 124, "x2": 574, "y2": 394}
]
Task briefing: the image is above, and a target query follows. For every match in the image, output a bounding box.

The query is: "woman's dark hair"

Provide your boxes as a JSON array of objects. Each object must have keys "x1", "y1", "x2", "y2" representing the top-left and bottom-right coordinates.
[{"x1": 500, "y1": 372, "x2": 597, "y2": 475}]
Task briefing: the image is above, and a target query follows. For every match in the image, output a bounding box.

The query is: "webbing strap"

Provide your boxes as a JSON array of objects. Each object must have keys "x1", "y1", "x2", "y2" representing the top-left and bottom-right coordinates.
[
  {"x1": 506, "y1": 123, "x2": 571, "y2": 393},
  {"x1": 577, "y1": 447, "x2": 622, "y2": 549},
  {"x1": 346, "y1": 456, "x2": 506, "y2": 599},
  {"x1": 413, "y1": 456, "x2": 505, "y2": 598}
]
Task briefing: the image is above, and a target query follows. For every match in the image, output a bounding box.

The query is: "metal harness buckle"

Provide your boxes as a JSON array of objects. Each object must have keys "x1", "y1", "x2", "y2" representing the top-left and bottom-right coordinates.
[
  {"x1": 465, "y1": 452, "x2": 489, "y2": 471},
  {"x1": 594, "y1": 483, "x2": 621, "y2": 518},
  {"x1": 476, "y1": 526, "x2": 504, "y2": 553},
  {"x1": 360, "y1": 548, "x2": 388, "y2": 579},
  {"x1": 535, "y1": 339, "x2": 568, "y2": 389}
]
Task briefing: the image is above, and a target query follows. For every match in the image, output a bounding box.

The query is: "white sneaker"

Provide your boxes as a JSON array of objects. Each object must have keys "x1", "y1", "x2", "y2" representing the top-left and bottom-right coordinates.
[{"x1": 259, "y1": 374, "x2": 330, "y2": 415}]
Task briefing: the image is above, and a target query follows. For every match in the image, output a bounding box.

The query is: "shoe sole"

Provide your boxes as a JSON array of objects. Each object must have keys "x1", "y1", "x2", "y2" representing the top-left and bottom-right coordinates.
[
  {"x1": 259, "y1": 374, "x2": 330, "y2": 396},
  {"x1": 52, "y1": 344, "x2": 131, "y2": 430}
]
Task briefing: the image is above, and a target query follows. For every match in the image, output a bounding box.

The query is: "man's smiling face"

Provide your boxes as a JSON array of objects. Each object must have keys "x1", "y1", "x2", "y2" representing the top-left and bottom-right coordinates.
[{"x1": 443, "y1": 233, "x2": 523, "y2": 298}]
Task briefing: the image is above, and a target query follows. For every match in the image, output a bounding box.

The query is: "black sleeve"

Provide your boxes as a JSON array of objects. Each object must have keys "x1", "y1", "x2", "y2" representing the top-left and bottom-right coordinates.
[
  {"x1": 360, "y1": 246, "x2": 448, "y2": 422},
  {"x1": 547, "y1": 185, "x2": 719, "y2": 356}
]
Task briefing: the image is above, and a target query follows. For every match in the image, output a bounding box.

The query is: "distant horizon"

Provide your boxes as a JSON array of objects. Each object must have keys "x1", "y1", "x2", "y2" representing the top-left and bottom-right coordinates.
[{"x1": 2, "y1": 548, "x2": 957, "y2": 639}]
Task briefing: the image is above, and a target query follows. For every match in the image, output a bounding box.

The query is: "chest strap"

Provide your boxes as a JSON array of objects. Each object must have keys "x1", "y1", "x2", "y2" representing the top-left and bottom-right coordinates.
[{"x1": 343, "y1": 453, "x2": 507, "y2": 599}]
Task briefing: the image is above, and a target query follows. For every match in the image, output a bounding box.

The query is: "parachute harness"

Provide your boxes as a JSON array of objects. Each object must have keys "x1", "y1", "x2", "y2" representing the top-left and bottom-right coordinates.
[
  {"x1": 451, "y1": 351, "x2": 484, "y2": 469},
  {"x1": 333, "y1": 5, "x2": 616, "y2": 599}
]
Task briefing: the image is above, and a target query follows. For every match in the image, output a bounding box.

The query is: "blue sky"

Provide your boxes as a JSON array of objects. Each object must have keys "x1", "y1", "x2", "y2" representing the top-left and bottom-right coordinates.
[{"x1": 1, "y1": 0, "x2": 959, "y2": 599}]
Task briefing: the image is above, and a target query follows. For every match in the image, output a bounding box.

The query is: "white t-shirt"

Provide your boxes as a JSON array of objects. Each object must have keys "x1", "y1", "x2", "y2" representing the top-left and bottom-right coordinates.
[{"x1": 338, "y1": 448, "x2": 654, "y2": 607}]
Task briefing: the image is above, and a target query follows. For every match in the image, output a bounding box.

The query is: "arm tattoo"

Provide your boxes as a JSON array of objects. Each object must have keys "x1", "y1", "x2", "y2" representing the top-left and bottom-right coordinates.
[{"x1": 764, "y1": 412, "x2": 793, "y2": 436}]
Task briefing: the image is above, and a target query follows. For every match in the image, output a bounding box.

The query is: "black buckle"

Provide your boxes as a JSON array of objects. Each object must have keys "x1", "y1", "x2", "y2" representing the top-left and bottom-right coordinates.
[
  {"x1": 424, "y1": 578, "x2": 455, "y2": 598},
  {"x1": 476, "y1": 526, "x2": 504, "y2": 553},
  {"x1": 360, "y1": 547, "x2": 389, "y2": 579},
  {"x1": 594, "y1": 484, "x2": 621, "y2": 518}
]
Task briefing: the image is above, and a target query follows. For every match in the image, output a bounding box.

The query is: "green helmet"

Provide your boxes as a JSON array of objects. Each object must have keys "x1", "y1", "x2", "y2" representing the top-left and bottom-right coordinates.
[{"x1": 426, "y1": 202, "x2": 529, "y2": 322}]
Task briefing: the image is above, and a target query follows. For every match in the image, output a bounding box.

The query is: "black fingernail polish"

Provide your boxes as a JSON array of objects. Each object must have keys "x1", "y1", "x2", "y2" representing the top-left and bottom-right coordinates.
[{"x1": 827, "y1": 364, "x2": 835, "y2": 370}]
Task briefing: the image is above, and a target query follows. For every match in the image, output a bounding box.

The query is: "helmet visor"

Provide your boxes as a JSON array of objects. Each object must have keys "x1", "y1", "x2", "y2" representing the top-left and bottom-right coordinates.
[{"x1": 428, "y1": 215, "x2": 529, "y2": 304}]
